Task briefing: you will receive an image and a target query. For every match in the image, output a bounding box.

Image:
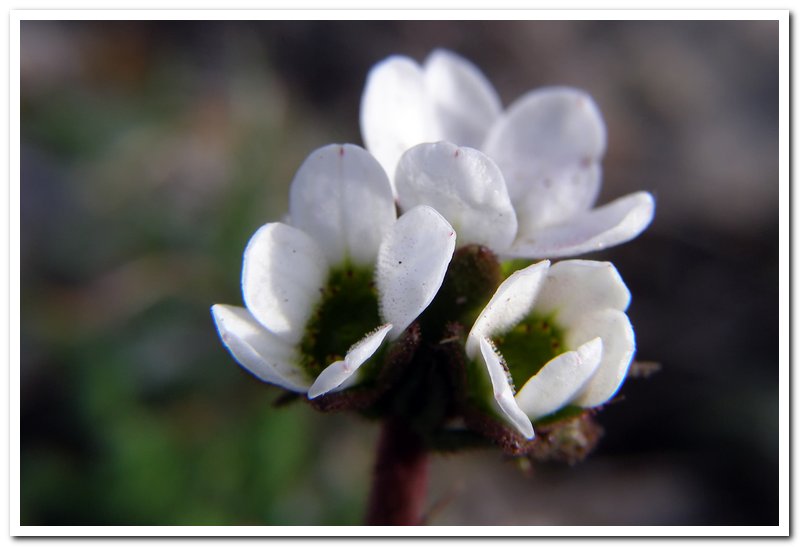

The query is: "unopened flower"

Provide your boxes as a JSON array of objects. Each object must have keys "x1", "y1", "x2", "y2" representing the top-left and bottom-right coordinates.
[
  {"x1": 212, "y1": 144, "x2": 456, "y2": 399},
  {"x1": 466, "y1": 259, "x2": 635, "y2": 439},
  {"x1": 360, "y1": 49, "x2": 654, "y2": 258}
]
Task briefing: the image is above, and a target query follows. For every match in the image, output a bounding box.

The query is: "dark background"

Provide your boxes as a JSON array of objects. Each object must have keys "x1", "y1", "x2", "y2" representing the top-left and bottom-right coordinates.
[{"x1": 20, "y1": 20, "x2": 779, "y2": 525}]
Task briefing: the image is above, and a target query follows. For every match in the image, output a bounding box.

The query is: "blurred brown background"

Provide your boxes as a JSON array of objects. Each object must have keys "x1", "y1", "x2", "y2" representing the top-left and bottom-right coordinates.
[{"x1": 20, "y1": 20, "x2": 779, "y2": 525}]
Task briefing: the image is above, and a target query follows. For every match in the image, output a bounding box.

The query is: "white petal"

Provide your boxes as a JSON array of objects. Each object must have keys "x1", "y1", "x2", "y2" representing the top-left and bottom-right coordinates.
[
  {"x1": 483, "y1": 87, "x2": 606, "y2": 227},
  {"x1": 506, "y1": 191, "x2": 656, "y2": 259},
  {"x1": 423, "y1": 49, "x2": 502, "y2": 149},
  {"x1": 485, "y1": 87, "x2": 606, "y2": 165},
  {"x1": 211, "y1": 304, "x2": 310, "y2": 392},
  {"x1": 479, "y1": 337, "x2": 534, "y2": 439},
  {"x1": 307, "y1": 323, "x2": 393, "y2": 399},
  {"x1": 466, "y1": 260, "x2": 550, "y2": 359},
  {"x1": 289, "y1": 143, "x2": 396, "y2": 267},
  {"x1": 568, "y1": 309, "x2": 636, "y2": 408},
  {"x1": 306, "y1": 359, "x2": 349, "y2": 400},
  {"x1": 241, "y1": 222, "x2": 328, "y2": 345},
  {"x1": 534, "y1": 260, "x2": 631, "y2": 327},
  {"x1": 395, "y1": 142, "x2": 517, "y2": 251},
  {"x1": 515, "y1": 337, "x2": 603, "y2": 420},
  {"x1": 345, "y1": 323, "x2": 393, "y2": 371},
  {"x1": 509, "y1": 164, "x2": 602, "y2": 235},
  {"x1": 360, "y1": 55, "x2": 430, "y2": 183},
  {"x1": 376, "y1": 205, "x2": 456, "y2": 339}
]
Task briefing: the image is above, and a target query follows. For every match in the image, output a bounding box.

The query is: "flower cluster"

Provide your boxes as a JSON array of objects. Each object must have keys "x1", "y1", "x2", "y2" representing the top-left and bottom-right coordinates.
[{"x1": 212, "y1": 50, "x2": 654, "y2": 455}]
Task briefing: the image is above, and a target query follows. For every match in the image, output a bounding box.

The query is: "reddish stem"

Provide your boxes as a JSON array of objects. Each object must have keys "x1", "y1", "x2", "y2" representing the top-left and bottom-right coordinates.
[{"x1": 365, "y1": 418, "x2": 429, "y2": 525}]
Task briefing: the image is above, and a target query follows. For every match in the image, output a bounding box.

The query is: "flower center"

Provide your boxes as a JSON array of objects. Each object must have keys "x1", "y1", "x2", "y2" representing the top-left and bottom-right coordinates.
[
  {"x1": 299, "y1": 265, "x2": 381, "y2": 377},
  {"x1": 493, "y1": 314, "x2": 566, "y2": 393}
]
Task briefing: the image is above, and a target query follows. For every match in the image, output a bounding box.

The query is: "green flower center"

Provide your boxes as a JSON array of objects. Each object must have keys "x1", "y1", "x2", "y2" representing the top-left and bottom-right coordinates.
[
  {"x1": 299, "y1": 265, "x2": 381, "y2": 378},
  {"x1": 493, "y1": 314, "x2": 566, "y2": 393}
]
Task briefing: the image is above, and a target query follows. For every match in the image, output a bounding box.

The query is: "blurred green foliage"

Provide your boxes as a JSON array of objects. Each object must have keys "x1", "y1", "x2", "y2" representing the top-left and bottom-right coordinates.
[{"x1": 21, "y1": 21, "x2": 368, "y2": 525}]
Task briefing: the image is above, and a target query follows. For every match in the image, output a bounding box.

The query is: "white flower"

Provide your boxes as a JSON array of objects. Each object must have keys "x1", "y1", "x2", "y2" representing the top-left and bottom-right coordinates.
[
  {"x1": 211, "y1": 144, "x2": 456, "y2": 399},
  {"x1": 360, "y1": 49, "x2": 654, "y2": 258},
  {"x1": 466, "y1": 259, "x2": 635, "y2": 439}
]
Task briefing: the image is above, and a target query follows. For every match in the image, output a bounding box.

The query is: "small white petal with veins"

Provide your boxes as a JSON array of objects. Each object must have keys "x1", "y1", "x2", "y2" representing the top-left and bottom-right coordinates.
[
  {"x1": 466, "y1": 260, "x2": 550, "y2": 358},
  {"x1": 568, "y1": 309, "x2": 636, "y2": 407},
  {"x1": 360, "y1": 55, "x2": 429, "y2": 185},
  {"x1": 483, "y1": 87, "x2": 606, "y2": 214},
  {"x1": 241, "y1": 222, "x2": 328, "y2": 345},
  {"x1": 534, "y1": 260, "x2": 631, "y2": 328},
  {"x1": 515, "y1": 337, "x2": 603, "y2": 420},
  {"x1": 376, "y1": 205, "x2": 456, "y2": 339},
  {"x1": 361, "y1": 50, "x2": 502, "y2": 184},
  {"x1": 506, "y1": 165, "x2": 602, "y2": 235},
  {"x1": 479, "y1": 337, "x2": 534, "y2": 439},
  {"x1": 307, "y1": 323, "x2": 393, "y2": 399},
  {"x1": 211, "y1": 304, "x2": 310, "y2": 392},
  {"x1": 395, "y1": 142, "x2": 517, "y2": 251},
  {"x1": 507, "y1": 191, "x2": 655, "y2": 259},
  {"x1": 423, "y1": 49, "x2": 502, "y2": 150},
  {"x1": 289, "y1": 143, "x2": 396, "y2": 267}
]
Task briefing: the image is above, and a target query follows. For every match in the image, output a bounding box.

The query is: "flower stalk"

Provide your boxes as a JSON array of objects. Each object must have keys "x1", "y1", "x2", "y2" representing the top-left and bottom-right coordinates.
[{"x1": 365, "y1": 417, "x2": 429, "y2": 526}]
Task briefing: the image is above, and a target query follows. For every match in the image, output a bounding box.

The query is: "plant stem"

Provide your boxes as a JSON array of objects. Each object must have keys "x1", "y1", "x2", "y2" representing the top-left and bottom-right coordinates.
[{"x1": 364, "y1": 418, "x2": 429, "y2": 525}]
